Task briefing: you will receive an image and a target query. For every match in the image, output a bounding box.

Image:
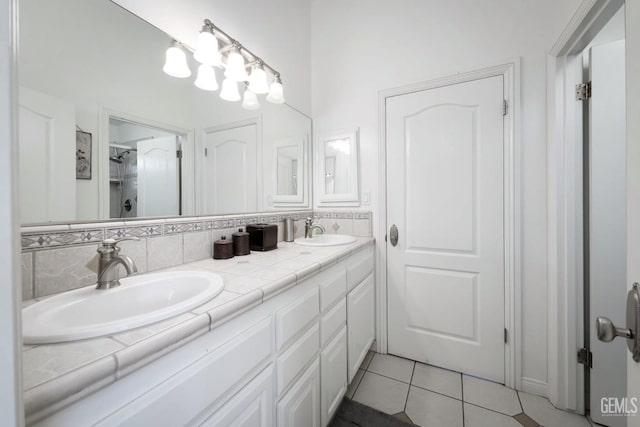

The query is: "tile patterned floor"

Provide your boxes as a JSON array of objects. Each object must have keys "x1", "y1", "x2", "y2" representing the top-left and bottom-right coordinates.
[{"x1": 346, "y1": 352, "x2": 592, "y2": 427}]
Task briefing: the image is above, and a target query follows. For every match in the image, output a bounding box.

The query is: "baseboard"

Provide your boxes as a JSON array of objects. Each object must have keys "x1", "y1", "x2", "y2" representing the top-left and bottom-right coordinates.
[{"x1": 521, "y1": 377, "x2": 548, "y2": 397}]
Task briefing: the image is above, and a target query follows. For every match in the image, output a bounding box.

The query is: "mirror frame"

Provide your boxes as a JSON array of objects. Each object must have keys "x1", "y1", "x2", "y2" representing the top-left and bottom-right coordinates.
[
  {"x1": 272, "y1": 133, "x2": 310, "y2": 207},
  {"x1": 315, "y1": 127, "x2": 360, "y2": 207}
]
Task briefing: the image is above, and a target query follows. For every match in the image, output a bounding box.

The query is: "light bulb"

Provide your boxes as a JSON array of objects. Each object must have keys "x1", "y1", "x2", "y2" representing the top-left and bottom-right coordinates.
[
  {"x1": 242, "y1": 89, "x2": 260, "y2": 110},
  {"x1": 224, "y1": 47, "x2": 249, "y2": 82},
  {"x1": 220, "y1": 77, "x2": 241, "y2": 102},
  {"x1": 162, "y1": 43, "x2": 191, "y2": 78},
  {"x1": 194, "y1": 29, "x2": 221, "y2": 67},
  {"x1": 248, "y1": 64, "x2": 269, "y2": 94},
  {"x1": 266, "y1": 76, "x2": 285, "y2": 104},
  {"x1": 194, "y1": 64, "x2": 219, "y2": 91}
]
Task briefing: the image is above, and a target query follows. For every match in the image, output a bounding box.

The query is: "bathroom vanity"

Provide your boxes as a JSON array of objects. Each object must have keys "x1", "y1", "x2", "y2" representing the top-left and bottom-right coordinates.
[{"x1": 25, "y1": 239, "x2": 375, "y2": 426}]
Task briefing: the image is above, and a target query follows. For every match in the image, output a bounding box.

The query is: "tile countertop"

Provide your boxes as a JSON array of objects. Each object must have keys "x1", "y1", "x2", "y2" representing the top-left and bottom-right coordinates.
[{"x1": 21, "y1": 237, "x2": 375, "y2": 419}]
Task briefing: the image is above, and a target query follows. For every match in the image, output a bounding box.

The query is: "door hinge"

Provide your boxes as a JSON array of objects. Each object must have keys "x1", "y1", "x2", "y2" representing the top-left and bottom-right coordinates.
[
  {"x1": 575, "y1": 82, "x2": 592, "y2": 101},
  {"x1": 503, "y1": 99, "x2": 508, "y2": 116},
  {"x1": 504, "y1": 328, "x2": 508, "y2": 343},
  {"x1": 577, "y1": 348, "x2": 593, "y2": 368},
  {"x1": 176, "y1": 150, "x2": 183, "y2": 159},
  {"x1": 204, "y1": 147, "x2": 208, "y2": 157}
]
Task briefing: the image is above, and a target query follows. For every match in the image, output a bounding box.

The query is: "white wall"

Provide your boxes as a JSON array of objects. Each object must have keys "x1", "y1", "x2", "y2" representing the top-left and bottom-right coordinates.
[
  {"x1": 310, "y1": 0, "x2": 551, "y2": 392},
  {"x1": 113, "y1": 0, "x2": 312, "y2": 116},
  {"x1": 0, "y1": 0, "x2": 23, "y2": 422}
]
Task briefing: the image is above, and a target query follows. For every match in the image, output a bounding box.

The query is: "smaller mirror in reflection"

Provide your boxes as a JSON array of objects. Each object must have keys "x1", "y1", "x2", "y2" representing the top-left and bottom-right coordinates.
[
  {"x1": 277, "y1": 146, "x2": 299, "y2": 196},
  {"x1": 324, "y1": 138, "x2": 352, "y2": 195}
]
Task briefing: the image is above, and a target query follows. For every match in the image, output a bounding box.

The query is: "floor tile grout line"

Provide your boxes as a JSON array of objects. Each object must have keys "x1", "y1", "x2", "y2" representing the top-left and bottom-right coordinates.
[
  {"x1": 363, "y1": 369, "x2": 465, "y2": 404},
  {"x1": 350, "y1": 371, "x2": 364, "y2": 399},
  {"x1": 403, "y1": 362, "x2": 417, "y2": 413},
  {"x1": 516, "y1": 389, "x2": 525, "y2": 413},
  {"x1": 463, "y1": 400, "x2": 522, "y2": 419}
]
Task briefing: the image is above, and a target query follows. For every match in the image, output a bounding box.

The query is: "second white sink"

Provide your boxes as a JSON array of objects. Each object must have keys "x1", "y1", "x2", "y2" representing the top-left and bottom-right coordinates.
[
  {"x1": 23, "y1": 271, "x2": 224, "y2": 344},
  {"x1": 294, "y1": 234, "x2": 357, "y2": 247}
]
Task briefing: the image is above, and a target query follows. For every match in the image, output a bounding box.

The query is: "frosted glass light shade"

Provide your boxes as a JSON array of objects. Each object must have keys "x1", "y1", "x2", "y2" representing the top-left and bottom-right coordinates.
[
  {"x1": 194, "y1": 30, "x2": 221, "y2": 67},
  {"x1": 220, "y1": 77, "x2": 241, "y2": 101},
  {"x1": 194, "y1": 64, "x2": 219, "y2": 91},
  {"x1": 266, "y1": 78, "x2": 285, "y2": 104},
  {"x1": 225, "y1": 49, "x2": 249, "y2": 82},
  {"x1": 163, "y1": 45, "x2": 191, "y2": 78},
  {"x1": 242, "y1": 89, "x2": 260, "y2": 110},
  {"x1": 248, "y1": 65, "x2": 269, "y2": 94}
]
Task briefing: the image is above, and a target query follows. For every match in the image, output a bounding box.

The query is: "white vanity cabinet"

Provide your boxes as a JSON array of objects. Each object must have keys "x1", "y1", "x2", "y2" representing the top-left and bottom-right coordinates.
[{"x1": 32, "y1": 244, "x2": 375, "y2": 427}]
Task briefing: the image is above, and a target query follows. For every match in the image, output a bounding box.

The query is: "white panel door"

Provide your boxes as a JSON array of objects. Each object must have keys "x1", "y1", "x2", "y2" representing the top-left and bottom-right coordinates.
[
  {"x1": 137, "y1": 136, "x2": 178, "y2": 217},
  {"x1": 386, "y1": 75, "x2": 505, "y2": 382},
  {"x1": 19, "y1": 86, "x2": 75, "y2": 223},
  {"x1": 589, "y1": 40, "x2": 627, "y2": 427},
  {"x1": 626, "y1": 1, "x2": 640, "y2": 422},
  {"x1": 203, "y1": 124, "x2": 257, "y2": 214}
]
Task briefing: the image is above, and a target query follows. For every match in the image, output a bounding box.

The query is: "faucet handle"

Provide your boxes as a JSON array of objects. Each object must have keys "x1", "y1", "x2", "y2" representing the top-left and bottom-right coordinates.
[
  {"x1": 305, "y1": 216, "x2": 313, "y2": 225},
  {"x1": 98, "y1": 237, "x2": 140, "y2": 254}
]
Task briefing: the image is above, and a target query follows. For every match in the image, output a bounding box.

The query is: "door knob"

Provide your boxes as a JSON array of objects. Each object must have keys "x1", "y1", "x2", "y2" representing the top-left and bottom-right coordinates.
[
  {"x1": 596, "y1": 283, "x2": 640, "y2": 362},
  {"x1": 389, "y1": 225, "x2": 398, "y2": 247},
  {"x1": 596, "y1": 317, "x2": 632, "y2": 342}
]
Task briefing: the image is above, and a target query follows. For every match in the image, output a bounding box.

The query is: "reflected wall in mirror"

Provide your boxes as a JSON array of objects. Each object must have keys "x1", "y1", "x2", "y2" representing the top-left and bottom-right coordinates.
[
  {"x1": 315, "y1": 128, "x2": 360, "y2": 207},
  {"x1": 18, "y1": 0, "x2": 311, "y2": 225}
]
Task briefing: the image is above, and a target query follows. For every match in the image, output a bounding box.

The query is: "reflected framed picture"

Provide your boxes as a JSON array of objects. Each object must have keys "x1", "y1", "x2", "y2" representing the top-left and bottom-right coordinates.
[{"x1": 76, "y1": 130, "x2": 92, "y2": 180}]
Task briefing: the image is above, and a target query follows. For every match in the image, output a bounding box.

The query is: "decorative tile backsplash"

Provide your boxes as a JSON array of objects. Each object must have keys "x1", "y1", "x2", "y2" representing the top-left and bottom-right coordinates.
[{"x1": 20, "y1": 210, "x2": 372, "y2": 300}]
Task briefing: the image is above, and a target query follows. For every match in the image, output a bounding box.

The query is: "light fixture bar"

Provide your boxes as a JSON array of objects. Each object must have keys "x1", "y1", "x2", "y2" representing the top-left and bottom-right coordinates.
[{"x1": 202, "y1": 19, "x2": 281, "y2": 78}]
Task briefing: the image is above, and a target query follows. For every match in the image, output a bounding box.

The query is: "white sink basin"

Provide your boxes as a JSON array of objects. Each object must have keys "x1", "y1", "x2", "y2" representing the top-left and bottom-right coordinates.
[
  {"x1": 23, "y1": 271, "x2": 224, "y2": 344},
  {"x1": 294, "y1": 234, "x2": 357, "y2": 247}
]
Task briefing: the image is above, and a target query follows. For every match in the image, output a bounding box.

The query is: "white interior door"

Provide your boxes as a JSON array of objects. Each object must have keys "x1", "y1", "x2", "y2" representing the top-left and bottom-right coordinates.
[
  {"x1": 137, "y1": 136, "x2": 178, "y2": 217},
  {"x1": 203, "y1": 124, "x2": 257, "y2": 215},
  {"x1": 588, "y1": 40, "x2": 627, "y2": 427},
  {"x1": 19, "y1": 86, "x2": 75, "y2": 223},
  {"x1": 386, "y1": 75, "x2": 506, "y2": 382},
  {"x1": 626, "y1": 1, "x2": 640, "y2": 422}
]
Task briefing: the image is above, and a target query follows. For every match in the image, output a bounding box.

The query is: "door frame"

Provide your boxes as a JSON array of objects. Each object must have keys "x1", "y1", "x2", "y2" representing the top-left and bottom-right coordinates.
[
  {"x1": 377, "y1": 61, "x2": 521, "y2": 389},
  {"x1": 99, "y1": 107, "x2": 195, "y2": 219},
  {"x1": 546, "y1": 0, "x2": 624, "y2": 413}
]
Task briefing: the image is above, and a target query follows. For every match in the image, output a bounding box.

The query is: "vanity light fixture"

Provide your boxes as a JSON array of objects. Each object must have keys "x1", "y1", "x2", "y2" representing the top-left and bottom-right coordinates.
[
  {"x1": 162, "y1": 42, "x2": 191, "y2": 78},
  {"x1": 162, "y1": 19, "x2": 285, "y2": 106},
  {"x1": 266, "y1": 74, "x2": 285, "y2": 104},
  {"x1": 242, "y1": 89, "x2": 260, "y2": 110},
  {"x1": 194, "y1": 26, "x2": 221, "y2": 67},
  {"x1": 220, "y1": 77, "x2": 241, "y2": 102},
  {"x1": 194, "y1": 64, "x2": 219, "y2": 91},
  {"x1": 248, "y1": 62, "x2": 269, "y2": 94}
]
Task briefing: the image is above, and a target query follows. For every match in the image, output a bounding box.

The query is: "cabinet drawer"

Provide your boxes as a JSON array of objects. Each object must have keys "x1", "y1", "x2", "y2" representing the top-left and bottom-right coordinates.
[
  {"x1": 276, "y1": 287, "x2": 319, "y2": 352},
  {"x1": 347, "y1": 246, "x2": 374, "y2": 292},
  {"x1": 320, "y1": 298, "x2": 346, "y2": 348},
  {"x1": 98, "y1": 317, "x2": 273, "y2": 426},
  {"x1": 321, "y1": 327, "x2": 347, "y2": 427},
  {"x1": 199, "y1": 365, "x2": 275, "y2": 426},
  {"x1": 318, "y1": 266, "x2": 347, "y2": 313},
  {"x1": 277, "y1": 323, "x2": 320, "y2": 397},
  {"x1": 277, "y1": 358, "x2": 320, "y2": 427}
]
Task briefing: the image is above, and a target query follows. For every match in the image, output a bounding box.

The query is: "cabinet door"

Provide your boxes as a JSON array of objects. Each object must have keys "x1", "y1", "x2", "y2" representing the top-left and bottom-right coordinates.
[
  {"x1": 321, "y1": 326, "x2": 347, "y2": 427},
  {"x1": 277, "y1": 359, "x2": 320, "y2": 427},
  {"x1": 200, "y1": 365, "x2": 275, "y2": 426},
  {"x1": 347, "y1": 273, "x2": 375, "y2": 382}
]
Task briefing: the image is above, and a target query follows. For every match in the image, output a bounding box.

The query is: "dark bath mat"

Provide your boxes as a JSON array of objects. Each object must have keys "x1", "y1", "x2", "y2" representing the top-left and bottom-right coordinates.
[{"x1": 329, "y1": 398, "x2": 414, "y2": 427}]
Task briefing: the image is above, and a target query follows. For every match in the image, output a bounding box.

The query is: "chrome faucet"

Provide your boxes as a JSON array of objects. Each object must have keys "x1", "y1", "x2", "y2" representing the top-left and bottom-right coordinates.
[
  {"x1": 304, "y1": 217, "x2": 326, "y2": 238},
  {"x1": 96, "y1": 238, "x2": 138, "y2": 290}
]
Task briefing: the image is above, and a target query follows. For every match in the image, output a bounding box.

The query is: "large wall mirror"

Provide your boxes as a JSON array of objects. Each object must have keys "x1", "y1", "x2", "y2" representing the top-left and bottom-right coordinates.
[{"x1": 18, "y1": 0, "x2": 311, "y2": 225}]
